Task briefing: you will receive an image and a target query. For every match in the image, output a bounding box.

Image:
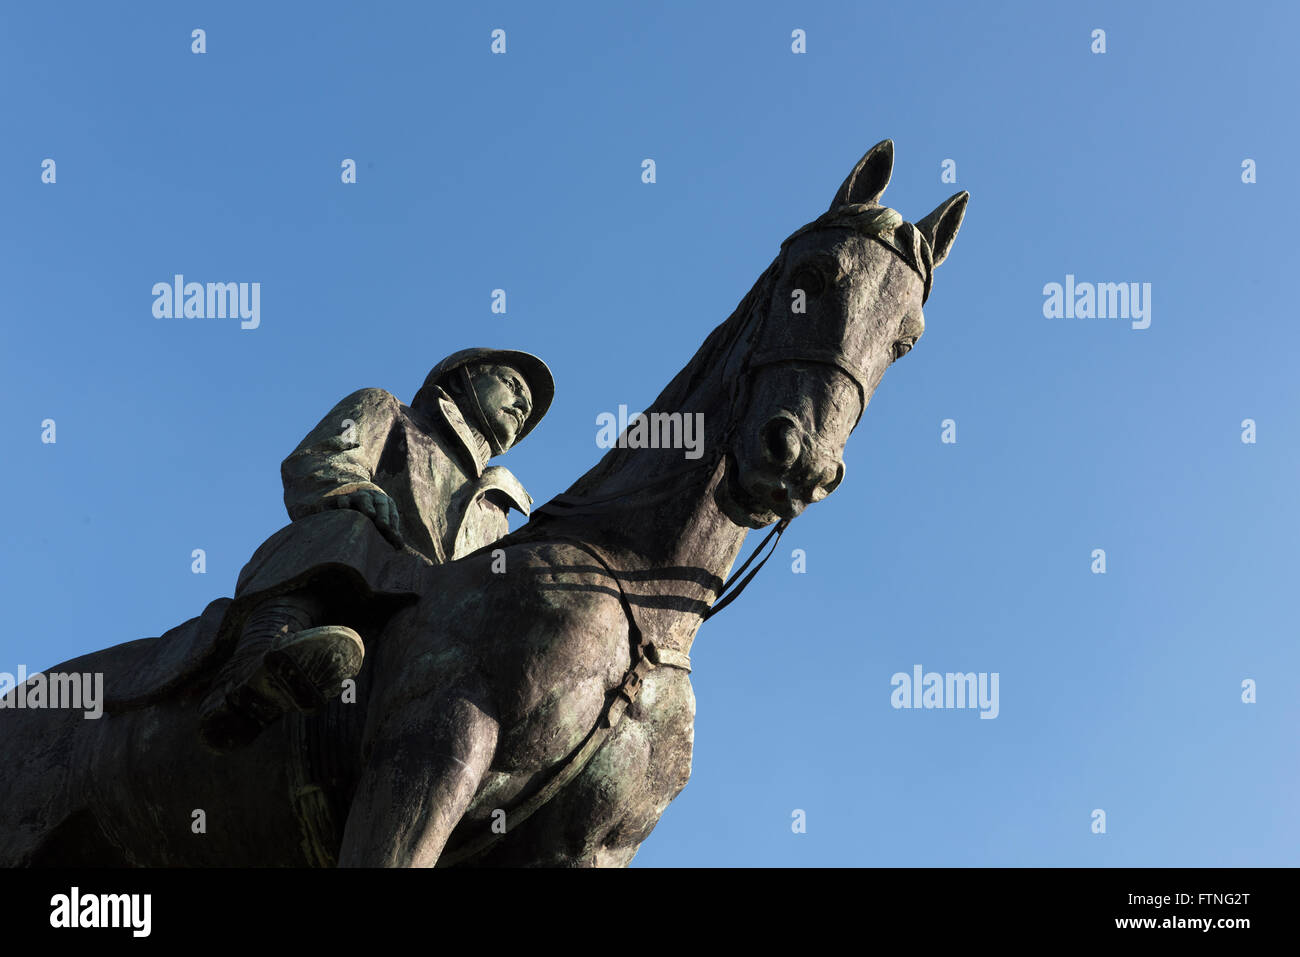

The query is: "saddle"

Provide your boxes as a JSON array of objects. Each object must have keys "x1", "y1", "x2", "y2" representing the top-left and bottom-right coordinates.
[
  {"x1": 102, "y1": 597, "x2": 234, "y2": 712},
  {"x1": 104, "y1": 510, "x2": 433, "y2": 714}
]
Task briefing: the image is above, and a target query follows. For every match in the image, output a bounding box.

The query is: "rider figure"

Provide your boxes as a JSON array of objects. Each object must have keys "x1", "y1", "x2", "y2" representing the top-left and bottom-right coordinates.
[{"x1": 197, "y1": 348, "x2": 553, "y2": 752}]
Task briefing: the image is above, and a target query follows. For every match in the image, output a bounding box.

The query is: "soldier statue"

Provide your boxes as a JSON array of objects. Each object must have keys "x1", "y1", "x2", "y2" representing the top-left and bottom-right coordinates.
[{"x1": 197, "y1": 348, "x2": 554, "y2": 752}]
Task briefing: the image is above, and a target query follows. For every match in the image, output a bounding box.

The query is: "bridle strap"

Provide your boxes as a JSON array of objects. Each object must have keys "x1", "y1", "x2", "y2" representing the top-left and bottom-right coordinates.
[
  {"x1": 746, "y1": 350, "x2": 870, "y2": 428},
  {"x1": 702, "y1": 517, "x2": 789, "y2": 621},
  {"x1": 461, "y1": 366, "x2": 508, "y2": 456}
]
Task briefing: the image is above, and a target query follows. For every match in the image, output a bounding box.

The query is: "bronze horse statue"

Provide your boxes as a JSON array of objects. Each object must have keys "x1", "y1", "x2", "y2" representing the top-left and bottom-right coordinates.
[{"x1": 0, "y1": 141, "x2": 966, "y2": 866}]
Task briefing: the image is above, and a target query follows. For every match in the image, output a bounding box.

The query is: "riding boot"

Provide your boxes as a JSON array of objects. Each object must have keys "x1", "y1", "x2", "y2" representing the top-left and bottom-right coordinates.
[{"x1": 197, "y1": 592, "x2": 364, "y2": 753}]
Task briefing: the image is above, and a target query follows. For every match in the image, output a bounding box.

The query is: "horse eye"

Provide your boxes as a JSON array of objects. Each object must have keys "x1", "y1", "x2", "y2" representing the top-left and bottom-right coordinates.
[{"x1": 790, "y1": 265, "x2": 824, "y2": 298}]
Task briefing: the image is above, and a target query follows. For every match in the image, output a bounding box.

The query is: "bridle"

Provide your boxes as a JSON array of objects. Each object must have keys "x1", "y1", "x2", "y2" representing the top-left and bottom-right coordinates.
[
  {"x1": 535, "y1": 207, "x2": 926, "y2": 616},
  {"x1": 435, "y1": 216, "x2": 924, "y2": 865}
]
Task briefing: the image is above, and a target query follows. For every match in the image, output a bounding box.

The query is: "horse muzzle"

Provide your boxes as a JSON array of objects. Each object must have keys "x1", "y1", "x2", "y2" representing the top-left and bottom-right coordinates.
[{"x1": 720, "y1": 414, "x2": 846, "y2": 525}]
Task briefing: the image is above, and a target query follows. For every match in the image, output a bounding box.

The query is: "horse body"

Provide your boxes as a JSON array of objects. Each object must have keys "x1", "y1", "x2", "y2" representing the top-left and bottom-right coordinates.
[
  {"x1": 351, "y1": 540, "x2": 697, "y2": 866},
  {"x1": 336, "y1": 370, "x2": 750, "y2": 865},
  {"x1": 0, "y1": 141, "x2": 967, "y2": 866},
  {"x1": 0, "y1": 531, "x2": 707, "y2": 867},
  {"x1": 3, "y1": 661, "x2": 328, "y2": 866}
]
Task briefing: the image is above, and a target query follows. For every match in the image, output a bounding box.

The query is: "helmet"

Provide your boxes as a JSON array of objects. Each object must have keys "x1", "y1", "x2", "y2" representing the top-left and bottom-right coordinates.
[{"x1": 413, "y1": 348, "x2": 554, "y2": 446}]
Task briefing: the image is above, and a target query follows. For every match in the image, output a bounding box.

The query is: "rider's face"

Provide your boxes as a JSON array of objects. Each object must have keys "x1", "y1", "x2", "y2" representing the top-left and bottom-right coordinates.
[{"x1": 469, "y1": 364, "x2": 532, "y2": 450}]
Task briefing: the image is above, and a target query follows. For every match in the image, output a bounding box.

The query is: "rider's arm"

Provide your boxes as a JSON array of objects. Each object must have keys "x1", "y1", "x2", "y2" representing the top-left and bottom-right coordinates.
[{"x1": 280, "y1": 388, "x2": 401, "y2": 520}]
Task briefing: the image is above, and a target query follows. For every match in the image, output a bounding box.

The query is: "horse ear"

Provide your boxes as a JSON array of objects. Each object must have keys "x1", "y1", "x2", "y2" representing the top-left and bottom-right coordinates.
[
  {"x1": 829, "y1": 140, "x2": 893, "y2": 210},
  {"x1": 915, "y1": 191, "x2": 968, "y2": 267}
]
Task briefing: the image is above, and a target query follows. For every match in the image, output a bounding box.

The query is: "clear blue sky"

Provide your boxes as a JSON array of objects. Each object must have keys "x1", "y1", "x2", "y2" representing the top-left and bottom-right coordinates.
[{"x1": 2, "y1": 1, "x2": 1296, "y2": 866}]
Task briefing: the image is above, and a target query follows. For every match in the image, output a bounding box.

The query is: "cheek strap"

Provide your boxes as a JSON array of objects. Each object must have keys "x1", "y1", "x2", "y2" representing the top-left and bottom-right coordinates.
[{"x1": 461, "y1": 366, "x2": 508, "y2": 456}]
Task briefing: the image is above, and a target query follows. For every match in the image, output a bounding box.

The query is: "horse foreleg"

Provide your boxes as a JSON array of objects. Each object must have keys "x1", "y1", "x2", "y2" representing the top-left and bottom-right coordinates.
[{"x1": 337, "y1": 686, "x2": 498, "y2": 867}]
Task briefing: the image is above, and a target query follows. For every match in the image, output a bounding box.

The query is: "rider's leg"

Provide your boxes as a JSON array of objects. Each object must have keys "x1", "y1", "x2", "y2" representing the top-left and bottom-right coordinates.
[{"x1": 197, "y1": 591, "x2": 363, "y2": 753}]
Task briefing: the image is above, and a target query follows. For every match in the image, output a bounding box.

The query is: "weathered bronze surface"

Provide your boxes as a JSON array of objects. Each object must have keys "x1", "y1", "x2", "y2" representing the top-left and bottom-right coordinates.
[{"x1": 0, "y1": 142, "x2": 965, "y2": 867}]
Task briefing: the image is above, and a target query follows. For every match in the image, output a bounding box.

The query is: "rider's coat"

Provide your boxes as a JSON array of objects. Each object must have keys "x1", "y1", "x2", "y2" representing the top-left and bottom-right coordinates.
[{"x1": 229, "y1": 385, "x2": 532, "y2": 632}]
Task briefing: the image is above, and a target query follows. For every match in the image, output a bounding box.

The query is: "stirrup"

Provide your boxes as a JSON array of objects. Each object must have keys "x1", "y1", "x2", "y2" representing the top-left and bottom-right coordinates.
[{"x1": 264, "y1": 625, "x2": 365, "y2": 712}]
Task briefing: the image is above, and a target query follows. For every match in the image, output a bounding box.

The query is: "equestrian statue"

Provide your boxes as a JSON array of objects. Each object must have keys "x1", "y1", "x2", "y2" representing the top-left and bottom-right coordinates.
[{"x1": 0, "y1": 140, "x2": 967, "y2": 867}]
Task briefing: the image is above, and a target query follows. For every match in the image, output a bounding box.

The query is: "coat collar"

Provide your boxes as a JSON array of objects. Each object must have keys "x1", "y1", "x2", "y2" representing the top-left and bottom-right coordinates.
[{"x1": 412, "y1": 387, "x2": 490, "y2": 477}]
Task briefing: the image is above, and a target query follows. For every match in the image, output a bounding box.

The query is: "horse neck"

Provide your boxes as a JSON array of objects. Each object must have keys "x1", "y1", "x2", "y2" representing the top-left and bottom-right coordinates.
[
  {"x1": 518, "y1": 256, "x2": 786, "y2": 653},
  {"x1": 537, "y1": 427, "x2": 750, "y2": 656}
]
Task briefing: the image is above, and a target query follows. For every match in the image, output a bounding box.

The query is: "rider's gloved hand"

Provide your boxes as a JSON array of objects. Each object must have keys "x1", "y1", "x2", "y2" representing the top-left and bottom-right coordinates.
[{"x1": 327, "y1": 488, "x2": 404, "y2": 547}]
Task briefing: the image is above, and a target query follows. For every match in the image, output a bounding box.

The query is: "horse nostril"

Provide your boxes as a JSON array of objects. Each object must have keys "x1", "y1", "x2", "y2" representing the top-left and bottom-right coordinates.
[
  {"x1": 760, "y1": 418, "x2": 801, "y2": 467},
  {"x1": 826, "y1": 461, "x2": 845, "y2": 493}
]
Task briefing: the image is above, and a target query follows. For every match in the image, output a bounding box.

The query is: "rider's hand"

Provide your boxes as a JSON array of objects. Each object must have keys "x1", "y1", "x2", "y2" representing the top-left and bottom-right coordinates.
[{"x1": 328, "y1": 489, "x2": 403, "y2": 546}]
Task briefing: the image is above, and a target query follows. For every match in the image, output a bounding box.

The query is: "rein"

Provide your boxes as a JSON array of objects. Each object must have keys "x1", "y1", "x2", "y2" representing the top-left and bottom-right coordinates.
[{"x1": 701, "y1": 517, "x2": 789, "y2": 621}]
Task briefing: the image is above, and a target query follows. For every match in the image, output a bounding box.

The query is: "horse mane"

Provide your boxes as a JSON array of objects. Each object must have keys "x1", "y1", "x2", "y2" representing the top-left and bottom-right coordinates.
[{"x1": 550, "y1": 252, "x2": 784, "y2": 503}]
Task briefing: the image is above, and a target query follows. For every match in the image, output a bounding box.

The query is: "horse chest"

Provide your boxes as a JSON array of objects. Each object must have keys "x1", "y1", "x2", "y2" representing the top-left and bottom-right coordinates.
[
  {"x1": 491, "y1": 670, "x2": 614, "y2": 772},
  {"x1": 483, "y1": 558, "x2": 633, "y2": 764}
]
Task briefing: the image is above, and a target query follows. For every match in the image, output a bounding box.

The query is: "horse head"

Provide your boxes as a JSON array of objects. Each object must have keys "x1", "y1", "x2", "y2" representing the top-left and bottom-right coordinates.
[{"x1": 715, "y1": 140, "x2": 968, "y2": 528}]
